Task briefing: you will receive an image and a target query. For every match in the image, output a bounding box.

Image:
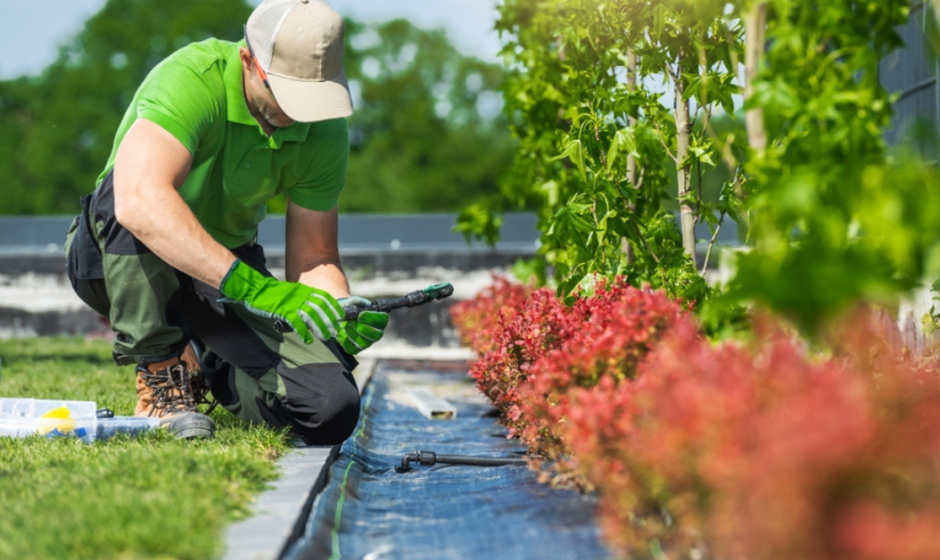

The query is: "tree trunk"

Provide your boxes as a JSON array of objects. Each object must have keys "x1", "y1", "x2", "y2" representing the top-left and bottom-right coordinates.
[
  {"x1": 675, "y1": 62, "x2": 697, "y2": 266},
  {"x1": 745, "y1": 3, "x2": 768, "y2": 151},
  {"x1": 623, "y1": 50, "x2": 638, "y2": 264},
  {"x1": 627, "y1": 50, "x2": 638, "y2": 188}
]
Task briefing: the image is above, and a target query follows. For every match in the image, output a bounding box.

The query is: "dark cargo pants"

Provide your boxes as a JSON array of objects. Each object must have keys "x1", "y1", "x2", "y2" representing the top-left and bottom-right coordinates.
[{"x1": 63, "y1": 171, "x2": 361, "y2": 445}]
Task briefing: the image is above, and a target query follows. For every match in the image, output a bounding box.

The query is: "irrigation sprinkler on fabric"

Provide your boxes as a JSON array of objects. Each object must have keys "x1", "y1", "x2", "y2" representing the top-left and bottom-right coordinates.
[{"x1": 396, "y1": 450, "x2": 530, "y2": 472}]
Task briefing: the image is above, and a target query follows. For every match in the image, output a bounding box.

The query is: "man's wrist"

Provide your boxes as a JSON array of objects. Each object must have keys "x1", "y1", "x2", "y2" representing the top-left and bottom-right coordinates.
[
  {"x1": 293, "y1": 264, "x2": 350, "y2": 299},
  {"x1": 219, "y1": 258, "x2": 243, "y2": 292}
]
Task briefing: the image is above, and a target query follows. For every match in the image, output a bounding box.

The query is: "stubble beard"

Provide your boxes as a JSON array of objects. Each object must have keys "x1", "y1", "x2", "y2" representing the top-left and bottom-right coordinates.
[
  {"x1": 260, "y1": 105, "x2": 293, "y2": 129},
  {"x1": 249, "y1": 87, "x2": 293, "y2": 129}
]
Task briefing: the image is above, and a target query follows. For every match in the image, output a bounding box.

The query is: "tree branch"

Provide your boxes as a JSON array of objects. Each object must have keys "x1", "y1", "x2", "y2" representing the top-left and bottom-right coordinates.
[
  {"x1": 652, "y1": 118, "x2": 678, "y2": 163},
  {"x1": 634, "y1": 165, "x2": 646, "y2": 191},
  {"x1": 627, "y1": 214, "x2": 671, "y2": 291},
  {"x1": 700, "y1": 211, "x2": 726, "y2": 275}
]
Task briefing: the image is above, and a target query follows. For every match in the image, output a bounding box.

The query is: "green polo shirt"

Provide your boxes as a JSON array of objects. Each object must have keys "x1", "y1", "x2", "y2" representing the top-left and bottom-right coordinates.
[{"x1": 97, "y1": 38, "x2": 349, "y2": 248}]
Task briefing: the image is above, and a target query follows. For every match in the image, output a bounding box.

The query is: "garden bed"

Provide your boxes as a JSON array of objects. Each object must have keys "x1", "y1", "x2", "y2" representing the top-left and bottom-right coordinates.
[{"x1": 285, "y1": 360, "x2": 612, "y2": 560}]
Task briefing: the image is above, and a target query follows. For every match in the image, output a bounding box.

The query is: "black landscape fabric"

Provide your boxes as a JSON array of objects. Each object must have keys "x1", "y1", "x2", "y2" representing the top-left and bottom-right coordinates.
[{"x1": 286, "y1": 362, "x2": 612, "y2": 560}]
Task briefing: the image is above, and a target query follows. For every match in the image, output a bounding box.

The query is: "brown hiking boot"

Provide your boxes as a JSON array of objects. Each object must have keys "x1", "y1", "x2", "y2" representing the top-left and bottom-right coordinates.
[
  {"x1": 135, "y1": 348, "x2": 215, "y2": 439},
  {"x1": 180, "y1": 344, "x2": 218, "y2": 414}
]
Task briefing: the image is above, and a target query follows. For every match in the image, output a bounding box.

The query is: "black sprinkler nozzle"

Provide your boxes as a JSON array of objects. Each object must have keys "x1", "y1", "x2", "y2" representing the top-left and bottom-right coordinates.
[
  {"x1": 397, "y1": 450, "x2": 529, "y2": 472},
  {"x1": 343, "y1": 283, "x2": 455, "y2": 321}
]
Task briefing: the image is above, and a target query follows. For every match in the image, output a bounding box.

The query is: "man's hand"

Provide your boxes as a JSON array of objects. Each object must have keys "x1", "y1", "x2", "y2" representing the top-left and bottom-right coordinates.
[
  {"x1": 336, "y1": 306, "x2": 389, "y2": 355},
  {"x1": 219, "y1": 260, "x2": 343, "y2": 343}
]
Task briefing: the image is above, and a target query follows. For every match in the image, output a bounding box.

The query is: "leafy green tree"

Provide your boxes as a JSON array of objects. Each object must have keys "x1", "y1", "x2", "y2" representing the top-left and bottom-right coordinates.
[
  {"x1": 0, "y1": 0, "x2": 514, "y2": 216},
  {"x1": 0, "y1": 78, "x2": 35, "y2": 213},
  {"x1": 723, "y1": 0, "x2": 940, "y2": 334},
  {"x1": 0, "y1": 0, "x2": 252, "y2": 215},
  {"x1": 467, "y1": 0, "x2": 940, "y2": 339},
  {"x1": 460, "y1": 0, "x2": 745, "y2": 304}
]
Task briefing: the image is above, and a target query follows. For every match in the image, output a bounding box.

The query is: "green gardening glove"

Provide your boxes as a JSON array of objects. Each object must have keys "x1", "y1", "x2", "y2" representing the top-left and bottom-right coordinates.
[
  {"x1": 336, "y1": 297, "x2": 388, "y2": 355},
  {"x1": 218, "y1": 260, "x2": 343, "y2": 344}
]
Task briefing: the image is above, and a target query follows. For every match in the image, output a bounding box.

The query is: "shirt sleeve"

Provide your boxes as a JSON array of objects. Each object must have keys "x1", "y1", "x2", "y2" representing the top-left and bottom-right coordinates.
[
  {"x1": 288, "y1": 118, "x2": 350, "y2": 211},
  {"x1": 133, "y1": 51, "x2": 223, "y2": 154}
]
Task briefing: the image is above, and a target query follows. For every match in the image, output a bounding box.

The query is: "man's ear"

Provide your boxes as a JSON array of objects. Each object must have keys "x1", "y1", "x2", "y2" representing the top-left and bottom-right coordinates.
[{"x1": 239, "y1": 47, "x2": 254, "y2": 71}]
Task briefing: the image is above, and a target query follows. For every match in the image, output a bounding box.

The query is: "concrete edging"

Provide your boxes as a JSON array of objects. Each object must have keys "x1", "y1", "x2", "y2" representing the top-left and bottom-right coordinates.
[{"x1": 221, "y1": 358, "x2": 378, "y2": 560}]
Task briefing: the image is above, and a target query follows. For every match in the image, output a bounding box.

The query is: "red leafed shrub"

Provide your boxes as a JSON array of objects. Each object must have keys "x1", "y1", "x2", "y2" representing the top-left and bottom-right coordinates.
[
  {"x1": 517, "y1": 281, "x2": 686, "y2": 466},
  {"x1": 827, "y1": 310, "x2": 940, "y2": 560},
  {"x1": 450, "y1": 275, "x2": 532, "y2": 355},
  {"x1": 566, "y1": 310, "x2": 940, "y2": 560},
  {"x1": 453, "y1": 276, "x2": 689, "y2": 488},
  {"x1": 464, "y1": 286, "x2": 574, "y2": 441},
  {"x1": 457, "y1": 277, "x2": 940, "y2": 559}
]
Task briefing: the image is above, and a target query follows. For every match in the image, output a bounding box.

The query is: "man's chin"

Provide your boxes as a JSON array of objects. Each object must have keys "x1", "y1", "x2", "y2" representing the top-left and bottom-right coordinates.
[{"x1": 264, "y1": 114, "x2": 295, "y2": 129}]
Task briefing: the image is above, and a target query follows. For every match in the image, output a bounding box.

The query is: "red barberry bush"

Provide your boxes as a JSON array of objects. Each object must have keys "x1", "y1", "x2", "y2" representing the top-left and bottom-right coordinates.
[
  {"x1": 453, "y1": 277, "x2": 689, "y2": 487},
  {"x1": 465, "y1": 286, "x2": 574, "y2": 442},
  {"x1": 566, "y1": 309, "x2": 940, "y2": 560},
  {"x1": 518, "y1": 280, "x2": 686, "y2": 468}
]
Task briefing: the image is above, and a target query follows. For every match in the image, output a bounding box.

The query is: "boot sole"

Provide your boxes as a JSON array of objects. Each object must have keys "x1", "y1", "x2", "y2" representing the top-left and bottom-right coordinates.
[{"x1": 159, "y1": 412, "x2": 216, "y2": 440}]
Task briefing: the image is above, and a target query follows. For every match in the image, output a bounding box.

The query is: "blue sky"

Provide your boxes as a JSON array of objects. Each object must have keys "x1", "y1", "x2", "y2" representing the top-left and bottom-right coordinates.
[{"x1": 0, "y1": 0, "x2": 503, "y2": 80}]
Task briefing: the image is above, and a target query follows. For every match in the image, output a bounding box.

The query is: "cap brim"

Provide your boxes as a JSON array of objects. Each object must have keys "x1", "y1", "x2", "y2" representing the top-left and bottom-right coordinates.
[{"x1": 267, "y1": 66, "x2": 353, "y2": 123}]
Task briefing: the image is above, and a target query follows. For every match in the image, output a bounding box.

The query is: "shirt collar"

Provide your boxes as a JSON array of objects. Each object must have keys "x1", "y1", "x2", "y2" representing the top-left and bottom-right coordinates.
[{"x1": 225, "y1": 41, "x2": 310, "y2": 148}]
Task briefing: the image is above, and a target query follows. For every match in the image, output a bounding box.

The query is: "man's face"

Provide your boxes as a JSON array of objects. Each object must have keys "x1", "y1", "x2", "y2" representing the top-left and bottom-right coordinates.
[
  {"x1": 248, "y1": 78, "x2": 295, "y2": 129},
  {"x1": 240, "y1": 47, "x2": 295, "y2": 129}
]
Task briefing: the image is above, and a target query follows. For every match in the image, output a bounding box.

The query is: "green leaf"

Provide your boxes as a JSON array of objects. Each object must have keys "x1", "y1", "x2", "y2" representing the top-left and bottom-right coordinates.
[
  {"x1": 682, "y1": 73, "x2": 702, "y2": 101},
  {"x1": 689, "y1": 145, "x2": 715, "y2": 167},
  {"x1": 606, "y1": 128, "x2": 640, "y2": 172},
  {"x1": 551, "y1": 138, "x2": 588, "y2": 179}
]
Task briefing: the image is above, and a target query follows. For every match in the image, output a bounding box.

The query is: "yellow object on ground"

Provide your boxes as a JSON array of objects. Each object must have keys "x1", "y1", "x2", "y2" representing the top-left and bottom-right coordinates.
[{"x1": 38, "y1": 406, "x2": 77, "y2": 435}]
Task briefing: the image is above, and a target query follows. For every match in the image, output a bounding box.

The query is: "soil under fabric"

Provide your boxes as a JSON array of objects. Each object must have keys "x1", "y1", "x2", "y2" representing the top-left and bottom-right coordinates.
[{"x1": 284, "y1": 361, "x2": 612, "y2": 560}]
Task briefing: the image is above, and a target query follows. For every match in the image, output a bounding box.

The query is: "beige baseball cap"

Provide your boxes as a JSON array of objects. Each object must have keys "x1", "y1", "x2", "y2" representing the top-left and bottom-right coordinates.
[{"x1": 245, "y1": 0, "x2": 353, "y2": 122}]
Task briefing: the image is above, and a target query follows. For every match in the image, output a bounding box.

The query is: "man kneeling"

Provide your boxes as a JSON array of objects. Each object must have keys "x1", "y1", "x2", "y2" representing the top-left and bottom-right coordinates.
[{"x1": 64, "y1": 0, "x2": 386, "y2": 441}]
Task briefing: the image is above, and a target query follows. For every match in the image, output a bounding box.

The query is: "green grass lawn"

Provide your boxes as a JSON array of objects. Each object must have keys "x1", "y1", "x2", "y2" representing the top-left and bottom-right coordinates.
[{"x1": 0, "y1": 337, "x2": 291, "y2": 560}]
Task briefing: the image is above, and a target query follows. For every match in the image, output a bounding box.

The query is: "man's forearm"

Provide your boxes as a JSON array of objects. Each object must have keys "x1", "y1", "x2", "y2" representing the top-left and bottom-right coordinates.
[
  {"x1": 112, "y1": 118, "x2": 237, "y2": 288},
  {"x1": 284, "y1": 203, "x2": 349, "y2": 298},
  {"x1": 116, "y1": 187, "x2": 237, "y2": 288},
  {"x1": 291, "y1": 259, "x2": 350, "y2": 299}
]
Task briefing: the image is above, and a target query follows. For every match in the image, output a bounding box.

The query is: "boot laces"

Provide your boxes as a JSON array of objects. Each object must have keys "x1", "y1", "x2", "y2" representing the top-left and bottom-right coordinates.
[
  {"x1": 141, "y1": 362, "x2": 199, "y2": 416},
  {"x1": 188, "y1": 365, "x2": 218, "y2": 414}
]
